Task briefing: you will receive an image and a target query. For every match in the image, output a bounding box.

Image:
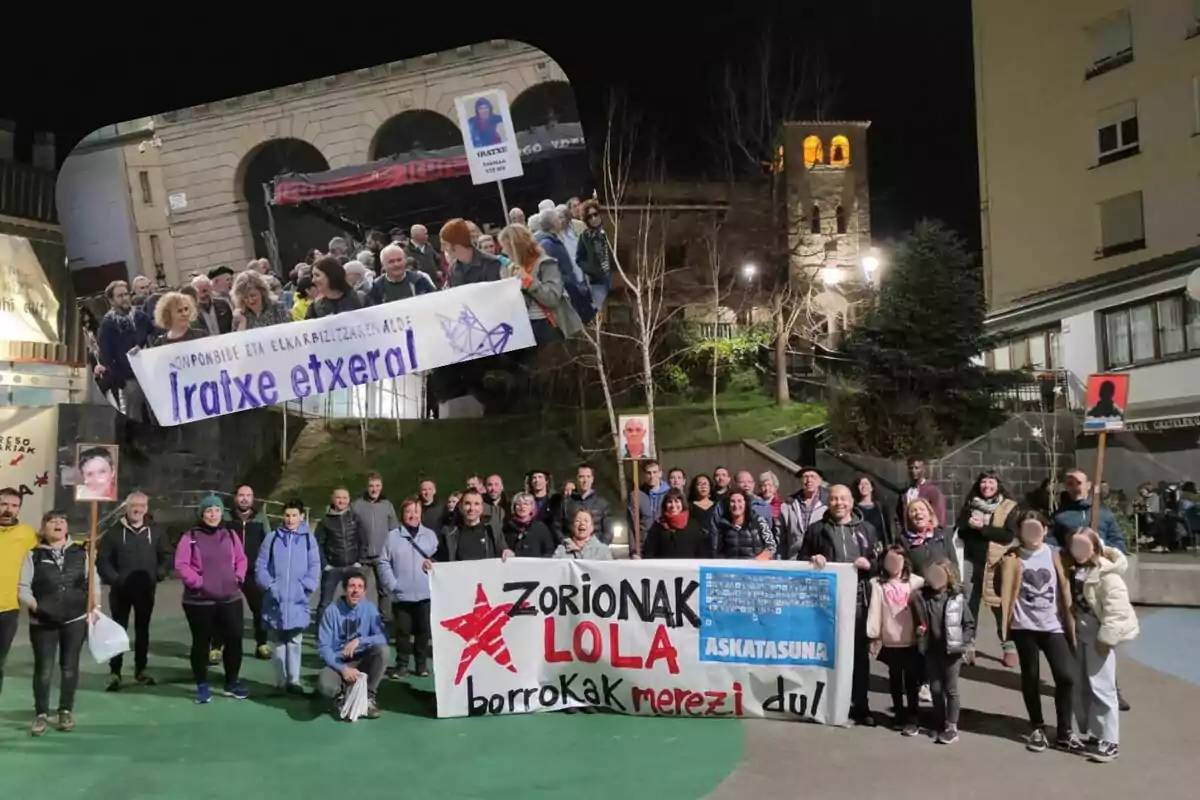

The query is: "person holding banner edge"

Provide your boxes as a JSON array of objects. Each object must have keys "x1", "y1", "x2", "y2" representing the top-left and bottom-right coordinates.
[{"x1": 799, "y1": 484, "x2": 880, "y2": 726}]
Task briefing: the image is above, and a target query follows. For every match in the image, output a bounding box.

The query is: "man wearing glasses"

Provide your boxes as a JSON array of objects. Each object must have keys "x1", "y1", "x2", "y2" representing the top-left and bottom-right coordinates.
[{"x1": 574, "y1": 199, "x2": 614, "y2": 311}]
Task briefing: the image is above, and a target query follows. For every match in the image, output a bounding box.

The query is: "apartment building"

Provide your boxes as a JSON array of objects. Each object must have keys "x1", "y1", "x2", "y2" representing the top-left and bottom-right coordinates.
[{"x1": 973, "y1": 0, "x2": 1200, "y2": 484}]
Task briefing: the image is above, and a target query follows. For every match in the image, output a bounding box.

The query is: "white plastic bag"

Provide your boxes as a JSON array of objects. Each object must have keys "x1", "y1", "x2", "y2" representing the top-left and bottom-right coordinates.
[
  {"x1": 340, "y1": 674, "x2": 369, "y2": 722},
  {"x1": 87, "y1": 611, "x2": 131, "y2": 664}
]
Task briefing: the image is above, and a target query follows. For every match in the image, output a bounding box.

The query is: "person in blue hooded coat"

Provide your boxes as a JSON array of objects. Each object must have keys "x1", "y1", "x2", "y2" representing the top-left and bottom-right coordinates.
[
  {"x1": 377, "y1": 498, "x2": 438, "y2": 677},
  {"x1": 255, "y1": 499, "x2": 320, "y2": 694}
]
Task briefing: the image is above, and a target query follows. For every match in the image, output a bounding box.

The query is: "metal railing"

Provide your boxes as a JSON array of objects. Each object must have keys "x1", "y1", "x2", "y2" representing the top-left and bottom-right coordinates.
[{"x1": 0, "y1": 160, "x2": 58, "y2": 224}]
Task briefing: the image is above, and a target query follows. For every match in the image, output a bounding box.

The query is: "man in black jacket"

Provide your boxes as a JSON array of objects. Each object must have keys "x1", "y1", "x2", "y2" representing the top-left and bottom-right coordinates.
[
  {"x1": 797, "y1": 484, "x2": 880, "y2": 726},
  {"x1": 314, "y1": 487, "x2": 370, "y2": 624},
  {"x1": 98, "y1": 492, "x2": 172, "y2": 690},
  {"x1": 225, "y1": 485, "x2": 272, "y2": 659},
  {"x1": 556, "y1": 464, "x2": 613, "y2": 544},
  {"x1": 436, "y1": 491, "x2": 512, "y2": 562}
]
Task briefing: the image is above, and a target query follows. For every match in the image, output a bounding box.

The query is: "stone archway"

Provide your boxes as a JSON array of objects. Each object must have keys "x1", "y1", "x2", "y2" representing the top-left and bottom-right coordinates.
[
  {"x1": 509, "y1": 80, "x2": 580, "y2": 131},
  {"x1": 237, "y1": 137, "x2": 341, "y2": 270},
  {"x1": 369, "y1": 110, "x2": 462, "y2": 160}
]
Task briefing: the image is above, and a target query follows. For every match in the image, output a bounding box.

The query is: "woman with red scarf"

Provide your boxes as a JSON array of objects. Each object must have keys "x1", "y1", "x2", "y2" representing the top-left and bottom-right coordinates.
[
  {"x1": 638, "y1": 489, "x2": 710, "y2": 559},
  {"x1": 900, "y1": 498, "x2": 954, "y2": 580},
  {"x1": 501, "y1": 492, "x2": 557, "y2": 558}
]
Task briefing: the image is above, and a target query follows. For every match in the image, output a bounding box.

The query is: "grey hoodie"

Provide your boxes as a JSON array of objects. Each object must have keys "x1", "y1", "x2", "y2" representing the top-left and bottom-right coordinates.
[{"x1": 351, "y1": 493, "x2": 399, "y2": 560}]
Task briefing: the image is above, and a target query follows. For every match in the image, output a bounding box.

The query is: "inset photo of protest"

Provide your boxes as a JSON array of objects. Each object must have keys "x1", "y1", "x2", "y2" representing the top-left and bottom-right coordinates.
[{"x1": 55, "y1": 41, "x2": 600, "y2": 425}]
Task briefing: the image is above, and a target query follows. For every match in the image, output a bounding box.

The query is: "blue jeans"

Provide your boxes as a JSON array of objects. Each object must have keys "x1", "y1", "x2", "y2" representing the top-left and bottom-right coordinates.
[{"x1": 271, "y1": 628, "x2": 304, "y2": 686}]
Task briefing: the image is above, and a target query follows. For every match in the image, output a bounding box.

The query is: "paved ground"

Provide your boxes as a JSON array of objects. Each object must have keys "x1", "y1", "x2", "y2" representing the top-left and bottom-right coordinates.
[{"x1": 1, "y1": 581, "x2": 1197, "y2": 800}]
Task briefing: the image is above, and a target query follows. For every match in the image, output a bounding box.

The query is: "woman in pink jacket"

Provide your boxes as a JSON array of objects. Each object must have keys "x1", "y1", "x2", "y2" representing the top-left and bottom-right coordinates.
[{"x1": 175, "y1": 494, "x2": 248, "y2": 704}]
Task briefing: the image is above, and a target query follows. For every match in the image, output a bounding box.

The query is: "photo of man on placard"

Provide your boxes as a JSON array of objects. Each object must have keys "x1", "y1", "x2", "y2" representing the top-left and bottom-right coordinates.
[
  {"x1": 618, "y1": 414, "x2": 654, "y2": 460},
  {"x1": 1083, "y1": 373, "x2": 1129, "y2": 432}
]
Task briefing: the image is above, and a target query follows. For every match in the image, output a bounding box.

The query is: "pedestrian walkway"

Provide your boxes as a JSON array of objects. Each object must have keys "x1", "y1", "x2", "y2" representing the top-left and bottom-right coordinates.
[{"x1": 1, "y1": 583, "x2": 1197, "y2": 800}]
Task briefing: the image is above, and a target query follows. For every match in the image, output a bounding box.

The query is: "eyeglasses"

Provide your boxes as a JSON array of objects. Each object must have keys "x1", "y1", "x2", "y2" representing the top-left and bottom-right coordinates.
[{"x1": 586, "y1": 212, "x2": 601, "y2": 220}]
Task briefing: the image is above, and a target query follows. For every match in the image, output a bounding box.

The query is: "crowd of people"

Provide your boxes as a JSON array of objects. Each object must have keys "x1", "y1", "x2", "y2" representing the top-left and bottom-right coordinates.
[
  {"x1": 81, "y1": 196, "x2": 616, "y2": 423},
  {"x1": 0, "y1": 455, "x2": 1138, "y2": 761}
]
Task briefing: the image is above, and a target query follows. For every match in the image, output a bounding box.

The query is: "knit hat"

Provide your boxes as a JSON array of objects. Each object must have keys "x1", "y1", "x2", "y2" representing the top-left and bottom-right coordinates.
[
  {"x1": 207, "y1": 265, "x2": 234, "y2": 280},
  {"x1": 439, "y1": 218, "x2": 473, "y2": 250},
  {"x1": 198, "y1": 493, "x2": 225, "y2": 514}
]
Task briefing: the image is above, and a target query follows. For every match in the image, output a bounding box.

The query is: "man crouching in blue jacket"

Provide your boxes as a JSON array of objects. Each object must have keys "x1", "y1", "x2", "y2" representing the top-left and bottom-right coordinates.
[{"x1": 317, "y1": 569, "x2": 389, "y2": 719}]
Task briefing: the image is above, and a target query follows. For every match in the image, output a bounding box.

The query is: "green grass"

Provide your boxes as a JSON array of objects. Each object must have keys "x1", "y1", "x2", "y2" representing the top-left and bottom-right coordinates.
[{"x1": 268, "y1": 393, "x2": 824, "y2": 510}]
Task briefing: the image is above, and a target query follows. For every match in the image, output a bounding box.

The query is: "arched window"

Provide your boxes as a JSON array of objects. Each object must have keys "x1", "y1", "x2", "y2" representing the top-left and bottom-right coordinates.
[
  {"x1": 803, "y1": 136, "x2": 824, "y2": 167},
  {"x1": 829, "y1": 135, "x2": 851, "y2": 167},
  {"x1": 835, "y1": 205, "x2": 848, "y2": 234},
  {"x1": 810, "y1": 204, "x2": 821, "y2": 234}
]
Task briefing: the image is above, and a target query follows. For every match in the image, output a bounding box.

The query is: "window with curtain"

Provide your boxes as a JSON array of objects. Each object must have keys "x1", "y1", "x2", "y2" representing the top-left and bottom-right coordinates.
[
  {"x1": 1157, "y1": 296, "x2": 1186, "y2": 355},
  {"x1": 1105, "y1": 308, "x2": 1132, "y2": 366},
  {"x1": 1102, "y1": 292, "x2": 1200, "y2": 368},
  {"x1": 1189, "y1": 298, "x2": 1200, "y2": 351},
  {"x1": 1027, "y1": 332, "x2": 1048, "y2": 369},
  {"x1": 1130, "y1": 304, "x2": 1156, "y2": 361}
]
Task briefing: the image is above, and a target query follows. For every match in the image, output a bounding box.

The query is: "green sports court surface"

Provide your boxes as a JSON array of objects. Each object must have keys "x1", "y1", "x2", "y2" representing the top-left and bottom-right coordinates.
[{"x1": 0, "y1": 606, "x2": 743, "y2": 800}]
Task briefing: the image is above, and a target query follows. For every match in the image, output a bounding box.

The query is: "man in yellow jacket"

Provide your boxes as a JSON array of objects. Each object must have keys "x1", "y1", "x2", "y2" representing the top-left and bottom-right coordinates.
[{"x1": 0, "y1": 487, "x2": 38, "y2": 697}]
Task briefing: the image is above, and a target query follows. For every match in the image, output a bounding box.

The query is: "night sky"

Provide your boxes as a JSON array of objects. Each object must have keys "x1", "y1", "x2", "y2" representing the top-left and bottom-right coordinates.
[{"x1": 6, "y1": 0, "x2": 977, "y2": 250}]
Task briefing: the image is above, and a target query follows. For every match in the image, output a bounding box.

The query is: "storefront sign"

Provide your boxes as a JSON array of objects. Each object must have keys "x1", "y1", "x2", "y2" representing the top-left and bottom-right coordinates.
[
  {"x1": 431, "y1": 559, "x2": 856, "y2": 724},
  {"x1": 1125, "y1": 415, "x2": 1200, "y2": 433}
]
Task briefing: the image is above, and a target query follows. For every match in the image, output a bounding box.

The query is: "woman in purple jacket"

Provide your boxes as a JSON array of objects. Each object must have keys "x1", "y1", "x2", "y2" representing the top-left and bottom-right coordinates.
[{"x1": 175, "y1": 494, "x2": 248, "y2": 704}]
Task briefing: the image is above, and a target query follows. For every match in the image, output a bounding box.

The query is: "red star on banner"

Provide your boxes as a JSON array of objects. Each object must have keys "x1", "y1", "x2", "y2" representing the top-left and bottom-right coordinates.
[
  {"x1": 440, "y1": 583, "x2": 518, "y2": 685},
  {"x1": 34, "y1": 472, "x2": 48, "y2": 487}
]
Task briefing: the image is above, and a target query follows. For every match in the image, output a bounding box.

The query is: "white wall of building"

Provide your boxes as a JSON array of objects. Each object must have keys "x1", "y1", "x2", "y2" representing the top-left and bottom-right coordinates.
[
  {"x1": 1059, "y1": 271, "x2": 1199, "y2": 407},
  {"x1": 55, "y1": 147, "x2": 140, "y2": 277}
]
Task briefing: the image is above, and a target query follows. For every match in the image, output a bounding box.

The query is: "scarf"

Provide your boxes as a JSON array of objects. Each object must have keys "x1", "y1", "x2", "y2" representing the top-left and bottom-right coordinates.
[
  {"x1": 522, "y1": 258, "x2": 558, "y2": 327},
  {"x1": 582, "y1": 227, "x2": 611, "y2": 274},
  {"x1": 970, "y1": 494, "x2": 1003, "y2": 517},
  {"x1": 769, "y1": 495, "x2": 783, "y2": 520},
  {"x1": 509, "y1": 512, "x2": 534, "y2": 533},
  {"x1": 904, "y1": 522, "x2": 935, "y2": 546},
  {"x1": 661, "y1": 509, "x2": 689, "y2": 531}
]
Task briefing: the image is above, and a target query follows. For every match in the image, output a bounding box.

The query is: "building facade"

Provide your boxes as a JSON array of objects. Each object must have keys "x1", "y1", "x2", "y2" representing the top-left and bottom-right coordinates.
[
  {"x1": 55, "y1": 41, "x2": 572, "y2": 286},
  {"x1": 973, "y1": 0, "x2": 1200, "y2": 485}
]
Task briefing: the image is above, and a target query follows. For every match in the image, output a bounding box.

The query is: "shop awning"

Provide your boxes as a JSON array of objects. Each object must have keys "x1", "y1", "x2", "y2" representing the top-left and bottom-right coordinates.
[
  {"x1": 1123, "y1": 399, "x2": 1200, "y2": 433},
  {"x1": 271, "y1": 123, "x2": 586, "y2": 206}
]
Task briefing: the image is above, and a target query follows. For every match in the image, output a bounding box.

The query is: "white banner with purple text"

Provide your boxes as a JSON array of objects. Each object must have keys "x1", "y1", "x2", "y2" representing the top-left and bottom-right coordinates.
[
  {"x1": 431, "y1": 558, "x2": 855, "y2": 724},
  {"x1": 129, "y1": 279, "x2": 536, "y2": 426}
]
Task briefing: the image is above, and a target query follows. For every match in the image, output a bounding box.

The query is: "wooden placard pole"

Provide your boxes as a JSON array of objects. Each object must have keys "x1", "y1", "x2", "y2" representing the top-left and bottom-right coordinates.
[
  {"x1": 1089, "y1": 431, "x2": 1107, "y2": 531},
  {"x1": 87, "y1": 501, "x2": 99, "y2": 616},
  {"x1": 632, "y1": 459, "x2": 641, "y2": 557}
]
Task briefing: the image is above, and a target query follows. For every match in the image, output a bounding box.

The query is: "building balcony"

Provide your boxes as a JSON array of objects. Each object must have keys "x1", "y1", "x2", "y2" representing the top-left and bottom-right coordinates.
[{"x1": 0, "y1": 160, "x2": 58, "y2": 225}]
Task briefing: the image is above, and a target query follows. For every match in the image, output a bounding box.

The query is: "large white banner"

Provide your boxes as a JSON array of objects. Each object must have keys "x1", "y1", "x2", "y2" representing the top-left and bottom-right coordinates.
[
  {"x1": 0, "y1": 407, "x2": 59, "y2": 525},
  {"x1": 454, "y1": 89, "x2": 524, "y2": 185},
  {"x1": 431, "y1": 559, "x2": 856, "y2": 724},
  {"x1": 128, "y1": 279, "x2": 536, "y2": 426}
]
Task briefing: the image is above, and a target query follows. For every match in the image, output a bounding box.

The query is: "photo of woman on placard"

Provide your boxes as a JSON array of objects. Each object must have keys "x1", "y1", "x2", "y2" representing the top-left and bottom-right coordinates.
[
  {"x1": 75, "y1": 444, "x2": 118, "y2": 502},
  {"x1": 468, "y1": 95, "x2": 506, "y2": 148}
]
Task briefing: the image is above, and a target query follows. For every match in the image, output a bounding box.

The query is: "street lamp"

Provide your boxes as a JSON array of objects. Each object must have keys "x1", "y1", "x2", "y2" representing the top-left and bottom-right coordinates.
[
  {"x1": 861, "y1": 254, "x2": 880, "y2": 276},
  {"x1": 741, "y1": 263, "x2": 758, "y2": 280}
]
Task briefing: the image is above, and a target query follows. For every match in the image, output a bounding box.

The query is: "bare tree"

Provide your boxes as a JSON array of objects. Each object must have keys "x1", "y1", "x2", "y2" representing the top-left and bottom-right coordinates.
[
  {"x1": 700, "y1": 215, "x2": 727, "y2": 438},
  {"x1": 598, "y1": 91, "x2": 684, "y2": 424},
  {"x1": 709, "y1": 21, "x2": 840, "y2": 405},
  {"x1": 578, "y1": 317, "x2": 627, "y2": 503}
]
